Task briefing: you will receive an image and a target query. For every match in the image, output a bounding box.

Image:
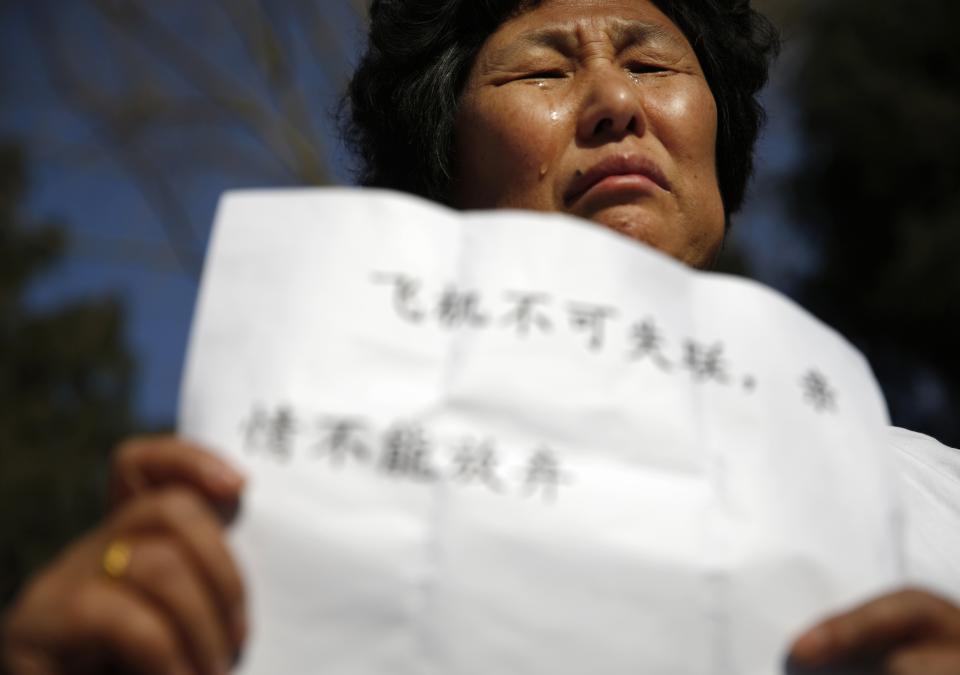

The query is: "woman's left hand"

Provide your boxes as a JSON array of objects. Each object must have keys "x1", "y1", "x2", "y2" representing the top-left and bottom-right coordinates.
[{"x1": 788, "y1": 588, "x2": 960, "y2": 674}]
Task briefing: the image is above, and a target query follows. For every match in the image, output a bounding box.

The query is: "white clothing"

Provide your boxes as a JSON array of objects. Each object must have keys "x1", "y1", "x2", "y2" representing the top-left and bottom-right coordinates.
[{"x1": 890, "y1": 426, "x2": 960, "y2": 602}]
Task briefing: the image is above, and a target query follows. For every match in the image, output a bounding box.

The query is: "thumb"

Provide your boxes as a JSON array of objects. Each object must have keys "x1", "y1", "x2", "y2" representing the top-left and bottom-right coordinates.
[{"x1": 110, "y1": 435, "x2": 245, "y2": 509}]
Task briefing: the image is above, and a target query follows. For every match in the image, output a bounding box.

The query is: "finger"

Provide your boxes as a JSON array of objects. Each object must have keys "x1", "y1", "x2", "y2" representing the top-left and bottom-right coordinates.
[
  {"x1": 111, "y1": 435, "x2": 245, "y2": 507},
  {"x1": 884, "y1": 644, "x2": 960, "y2": 675},
  {"x1": 791, "y1": 589, "x2": 960, "y2": 667},
  {"x1": 784, "y1": 654, "x2": 875, "y2": 675},
  {"x1": 125, "y1": 536, "x2": 232, "y2": 675},
  {"x1": 64, "y1": 579, "x2": 192, "y2": 675},
  {"x1": 115, "y1": 487, "x2": 247, "y2": 649}
]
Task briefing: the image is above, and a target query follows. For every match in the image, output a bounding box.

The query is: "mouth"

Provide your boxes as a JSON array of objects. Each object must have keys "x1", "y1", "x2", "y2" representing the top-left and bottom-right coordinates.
[{"x1": 563, "y1": 154, "x2": 672, "y2": 207}]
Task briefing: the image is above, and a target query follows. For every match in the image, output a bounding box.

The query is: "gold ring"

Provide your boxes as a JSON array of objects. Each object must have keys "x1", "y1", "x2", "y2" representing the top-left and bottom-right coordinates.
[{"x1": 101, "y1": 539, "x2": 133, "y2": 579}]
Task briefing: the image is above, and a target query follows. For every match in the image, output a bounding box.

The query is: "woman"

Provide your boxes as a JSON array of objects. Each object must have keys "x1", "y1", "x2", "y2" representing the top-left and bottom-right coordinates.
[{"x1": 4, "y1": 0, "x2": 960, "y2": 673}]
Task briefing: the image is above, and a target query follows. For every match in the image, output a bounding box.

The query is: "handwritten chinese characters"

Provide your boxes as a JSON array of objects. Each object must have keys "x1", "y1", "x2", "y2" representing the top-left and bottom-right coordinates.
[
  {"x1": 801, "y1": 369, "x2": 838, "y2": 412},
  {"x1": 240, "y1": 405, "x2": 572, "y2": 501},
  {"x1": 373, "y1": 272, "x2": 839, "y2": 414}
]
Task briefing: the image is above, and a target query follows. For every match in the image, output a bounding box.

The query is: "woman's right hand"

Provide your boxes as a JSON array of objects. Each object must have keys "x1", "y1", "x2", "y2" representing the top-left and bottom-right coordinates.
[{"x1": 1, "y1": 436, "x2": 247, "y2": 675}]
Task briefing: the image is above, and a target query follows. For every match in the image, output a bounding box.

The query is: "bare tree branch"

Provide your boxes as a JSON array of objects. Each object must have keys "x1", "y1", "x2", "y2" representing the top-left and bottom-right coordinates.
[
  {"x1": 70, "y1": 233, "x2": 183, "y2": 272},
  {"x1": 294, "y1": 0, "x2": 361, "y2": 90},
  {"x1": 22, "y1": 0, "x2": 358, "y2": 277},
  {"x1": 347, "y1": 0, "x2": 369, "y2": 23},
  {"x1": 213, "y1": 0, "x2": 332, "y2": 184},
  {"x1": 90, "y1": 0, "x2": 332, "y2": 184},
  {"x1": 25, "y1": 1, "x2": 203, "y2": 276}
]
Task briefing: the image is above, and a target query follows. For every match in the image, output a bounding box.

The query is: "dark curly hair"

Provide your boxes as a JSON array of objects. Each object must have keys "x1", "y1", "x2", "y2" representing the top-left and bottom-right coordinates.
[{"x1": 345, "y1": 0, "x2": 780, "y2": 220}]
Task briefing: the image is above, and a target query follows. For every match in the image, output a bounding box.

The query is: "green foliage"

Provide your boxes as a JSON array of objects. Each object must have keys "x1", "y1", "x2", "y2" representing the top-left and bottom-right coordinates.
[
  {"x1": 790, "y1": 0, "x2": 960, "y2": 444},
  {"x1": 0, "y1": 143, "x2": 134, "y2": 604}
]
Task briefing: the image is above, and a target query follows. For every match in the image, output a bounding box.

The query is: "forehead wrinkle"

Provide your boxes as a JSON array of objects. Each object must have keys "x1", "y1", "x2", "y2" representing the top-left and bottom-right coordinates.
[
  {"x1": 605, "y1": 19, "x2": 685, "y2": 53},
  {"x1": 489, "y1": 17, "x2": 686, "y2": 65},
  {"x1": 491, "y1": 25, "x2": 579, "y2": 64}
]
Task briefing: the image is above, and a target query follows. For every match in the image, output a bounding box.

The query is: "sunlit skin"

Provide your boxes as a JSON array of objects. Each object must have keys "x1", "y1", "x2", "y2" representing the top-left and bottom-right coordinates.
[
  {"x1": 453, "y1": 0, "x2": 725, "y2": 268},
  {"x1": 3, "y1": 3, "x2": 960, "y2": 674}
]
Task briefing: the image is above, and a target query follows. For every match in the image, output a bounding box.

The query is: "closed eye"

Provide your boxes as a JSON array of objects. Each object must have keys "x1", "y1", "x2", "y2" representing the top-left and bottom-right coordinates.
[
  {"x1": 522, "y1": 70, "x2": 568, "y2": 80},
  {"x1": 626, "y1": 62, "x2": 667, "y2": 75}
]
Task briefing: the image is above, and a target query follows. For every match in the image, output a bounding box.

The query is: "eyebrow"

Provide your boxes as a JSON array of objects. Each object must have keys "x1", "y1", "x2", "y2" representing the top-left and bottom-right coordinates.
[
  {"x1": 606, "y1": 20, "x2": 683, "y2": 52},
  {"x1": 494, "y1": 19, "x2": 684, "y2": 62}
]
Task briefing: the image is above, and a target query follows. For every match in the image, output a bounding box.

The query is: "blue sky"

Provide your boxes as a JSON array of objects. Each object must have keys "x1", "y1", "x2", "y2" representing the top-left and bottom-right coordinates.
[{"x1": 1, "y1": 2, "x2": 815, "y2": 427}]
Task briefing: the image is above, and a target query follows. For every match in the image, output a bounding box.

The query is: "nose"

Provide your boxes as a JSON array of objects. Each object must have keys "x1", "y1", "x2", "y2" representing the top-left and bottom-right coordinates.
[{"x1": 576, "y1": 66, "x2": 646, "y2": 143}]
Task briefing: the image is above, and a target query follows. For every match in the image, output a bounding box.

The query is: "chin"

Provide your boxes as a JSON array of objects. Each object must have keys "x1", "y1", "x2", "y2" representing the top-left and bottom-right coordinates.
[
  {"x1": 590, "y1": 209, "x2": 666, "y2": 248},
  {"x1": 588, "y1": 211, "x2": 718, "y2": 269}
]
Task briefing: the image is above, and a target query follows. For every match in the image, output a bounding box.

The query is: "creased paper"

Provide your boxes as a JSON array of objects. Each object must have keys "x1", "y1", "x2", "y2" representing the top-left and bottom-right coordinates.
[{"x1": 179, "y1": 188, "x2": 903, "y2": 675}]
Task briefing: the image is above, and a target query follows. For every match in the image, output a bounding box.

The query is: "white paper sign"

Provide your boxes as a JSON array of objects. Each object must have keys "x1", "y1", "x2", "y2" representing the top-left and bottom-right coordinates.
[{"x1": 179, "y1": 188, "x2": 904, "y2": 675}]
